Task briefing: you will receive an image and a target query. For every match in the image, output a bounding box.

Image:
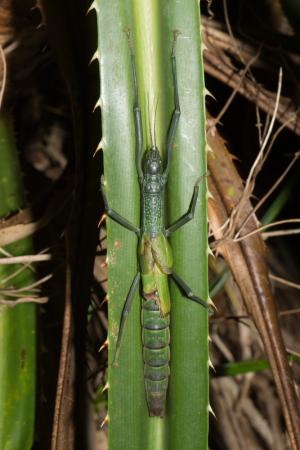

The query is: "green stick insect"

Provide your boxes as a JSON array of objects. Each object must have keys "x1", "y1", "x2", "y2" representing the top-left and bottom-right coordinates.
[{"x1": 101, "y1": 30, "x2": 208, "y2": 417}]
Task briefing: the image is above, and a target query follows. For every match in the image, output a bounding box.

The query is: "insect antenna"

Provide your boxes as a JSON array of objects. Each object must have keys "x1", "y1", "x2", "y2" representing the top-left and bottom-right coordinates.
[
  {"x1": 153, "y1": 95, "x2": 159, "y2": 148},
  {"x1": 147, "y1": 92, "x2": 154, "y2": 148}
]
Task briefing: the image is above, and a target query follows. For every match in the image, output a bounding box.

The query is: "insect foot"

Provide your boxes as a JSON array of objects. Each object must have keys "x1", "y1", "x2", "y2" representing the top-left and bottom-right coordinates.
[{"x1": 172, "y1": 29, "x2": 182, "y2": 56}]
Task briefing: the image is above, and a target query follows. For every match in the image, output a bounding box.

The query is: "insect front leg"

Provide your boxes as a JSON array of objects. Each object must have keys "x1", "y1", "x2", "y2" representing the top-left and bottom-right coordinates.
[
  {"x1": 113, "y1": 272, "x2": 141, "y2": 366},
  {"x1": 164, "y1": 30, "x2": 181, "y2": 178},
  {"x1": 124, "y1": 28, "x2": 143, "y2": 182},
  {"x1": 101, "y1": 176, "x2": 140, "y2": 236}
]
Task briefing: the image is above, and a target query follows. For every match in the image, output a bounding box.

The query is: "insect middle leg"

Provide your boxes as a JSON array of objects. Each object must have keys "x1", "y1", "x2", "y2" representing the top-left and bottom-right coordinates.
[
  {"x1": 165, "y1": 178, "x2": 200, "y2": 237},
  {"x1": 101, "y1": 176, "x2": 140, "y2": 236}
]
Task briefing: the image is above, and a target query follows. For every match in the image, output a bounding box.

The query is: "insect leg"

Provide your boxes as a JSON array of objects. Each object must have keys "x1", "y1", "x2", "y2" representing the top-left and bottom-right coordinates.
[
  {"x1": 165, "y1": 179, "x2": 200, "y2": 236},
  {"x1": 164, "y1": 30, "x2": 181, "y2": 178},
  {"x1": 124, "y1": 29, "x2": 143, "y2": 181},
  {"x1": 113, "y1": 271, "x2": 141, "y2": 366},
  {"x1": 171, "y1": 270, "x2": 208, "y2": 308},
  {"x1": 101, "y1": 176, "x2": 140, "y2": 236}
]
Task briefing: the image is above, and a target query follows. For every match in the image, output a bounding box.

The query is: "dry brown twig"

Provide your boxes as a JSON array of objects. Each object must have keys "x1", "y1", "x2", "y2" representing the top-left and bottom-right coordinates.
[
  {"x1": 0, "y1": 183, "x2": 73, "y2": 247},
  {"x1": 0, "y1": 44, "x2": 6, "y2": 109},
  {"x1": 0, "y1": 273, "x2": 52, "y2": 306},
  {"x1": 234, "y1": 219, "x2": 300, "y2": 242},
  {"x1": 263, "y1": 227, "x2": 300, "y2": 238},
  {"x1": 234, "y1": 151, "x2": 300, "y2": 240},
  {"x1": 270, "y1": 274, "x2": 300, "y2": 291},
  {"x1": 0, "y1": 253, "x2": 51, "y2": 264},
  {"x1": 0, "y1": 296, "x2": 49, "y2": 306},
  {"x1": 227, "y1": 67, "x2": 283, "y2": 239},
  {"x1": 209, "y1": 67, "x2": 300, "y2": 248},
  {"x1": 202, "y1": 16, "x2": 300, "y2": 135},
  {"x1": 0, "y1": 273, "x2": 52, "y2": 294},
  {"x1": 207, "y1": 49, "x2": 261, "y2": 131},
  {"x1": 207, "y1": 86, "x2": 300, "y2": 449}
]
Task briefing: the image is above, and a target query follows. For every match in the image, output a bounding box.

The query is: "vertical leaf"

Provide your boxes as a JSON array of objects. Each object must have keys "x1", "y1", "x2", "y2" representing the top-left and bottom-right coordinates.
[
  {"x1": 0, "y1": 113, "x2": 36, "y2": 450},
  {"x1": 93, "y1": 1, "x2": 208, "y2": 448}
]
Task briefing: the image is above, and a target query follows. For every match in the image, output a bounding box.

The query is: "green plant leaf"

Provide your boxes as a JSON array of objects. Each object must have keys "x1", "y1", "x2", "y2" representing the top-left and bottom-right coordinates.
[
  {"x1": 94, "y1": 1, "x2": 209, "y2": 448},
  {"x1": 0, "y1": 113, "x2": 36, "y2": 450}
]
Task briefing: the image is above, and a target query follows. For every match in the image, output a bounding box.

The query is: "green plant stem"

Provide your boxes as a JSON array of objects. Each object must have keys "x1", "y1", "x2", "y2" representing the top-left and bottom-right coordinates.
[{"x1": 0, "y1": 113, "x2": 36, "y2": 450}]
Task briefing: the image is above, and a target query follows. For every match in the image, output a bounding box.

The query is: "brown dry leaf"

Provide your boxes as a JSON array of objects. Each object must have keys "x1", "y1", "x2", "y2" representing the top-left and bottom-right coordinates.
[
  {"x1": 202, "y1": 16, "x2": 300, "y2": 136},
  {"x1": 51, "y1": 257, "x2": 75, "y2": 450},
  {"x1": 0, "y1": 1, "x2": 14, "y2": 45},
  {"x1": 207, "y1": 117, "x2": 300, "y2": 450},
  {"x1": 0, "y1": 1, "x2": 47, "y2": 108}
]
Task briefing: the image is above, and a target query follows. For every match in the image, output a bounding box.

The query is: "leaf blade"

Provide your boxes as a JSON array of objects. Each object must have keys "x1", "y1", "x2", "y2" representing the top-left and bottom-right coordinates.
[{"x1": 95, "y1": 1, "x2": 209, "y2": 448}]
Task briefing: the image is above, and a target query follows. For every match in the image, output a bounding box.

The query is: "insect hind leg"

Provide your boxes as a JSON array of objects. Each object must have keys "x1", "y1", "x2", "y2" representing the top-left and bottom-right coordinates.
[
  {"x1": 113, "y1": 271, "x2": 141, "y2": 366},
  {"x1": 171, "y1": 270, "x2": 208, "y2": 309}
]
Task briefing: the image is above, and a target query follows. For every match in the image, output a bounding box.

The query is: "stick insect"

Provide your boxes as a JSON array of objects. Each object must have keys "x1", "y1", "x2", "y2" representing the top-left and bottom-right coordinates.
[{"x1": 101, "y1": 30, "x2": 208, "y2": 417}]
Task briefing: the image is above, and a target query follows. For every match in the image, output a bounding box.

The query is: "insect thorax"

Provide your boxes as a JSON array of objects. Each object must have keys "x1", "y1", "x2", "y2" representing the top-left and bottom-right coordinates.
[{"x1": 142, "y1": 174, "x2": 165, "y2": 236}]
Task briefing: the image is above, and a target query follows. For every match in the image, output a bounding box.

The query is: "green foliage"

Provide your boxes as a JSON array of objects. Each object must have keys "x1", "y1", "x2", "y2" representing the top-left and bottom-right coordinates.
[{"x1": 214, "y1": 354, "x2": 300, "y2": 377}]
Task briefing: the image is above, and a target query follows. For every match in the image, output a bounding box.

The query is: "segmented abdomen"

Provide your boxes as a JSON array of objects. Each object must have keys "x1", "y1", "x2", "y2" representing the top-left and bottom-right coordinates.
[{"x1": 142, "y1": 298, "x2": 170, "y2": 417}]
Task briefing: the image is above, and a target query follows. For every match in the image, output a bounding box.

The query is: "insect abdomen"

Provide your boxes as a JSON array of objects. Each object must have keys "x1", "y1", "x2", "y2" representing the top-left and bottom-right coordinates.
[{"x1": 142, "y1": 298, "x2": 170, "y2": 417}]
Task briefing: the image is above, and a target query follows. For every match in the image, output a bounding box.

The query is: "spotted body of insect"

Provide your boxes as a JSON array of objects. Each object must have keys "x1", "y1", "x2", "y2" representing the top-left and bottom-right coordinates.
[{"x1": 101, "y1": 30, "x2": 208, "y2": 417}]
